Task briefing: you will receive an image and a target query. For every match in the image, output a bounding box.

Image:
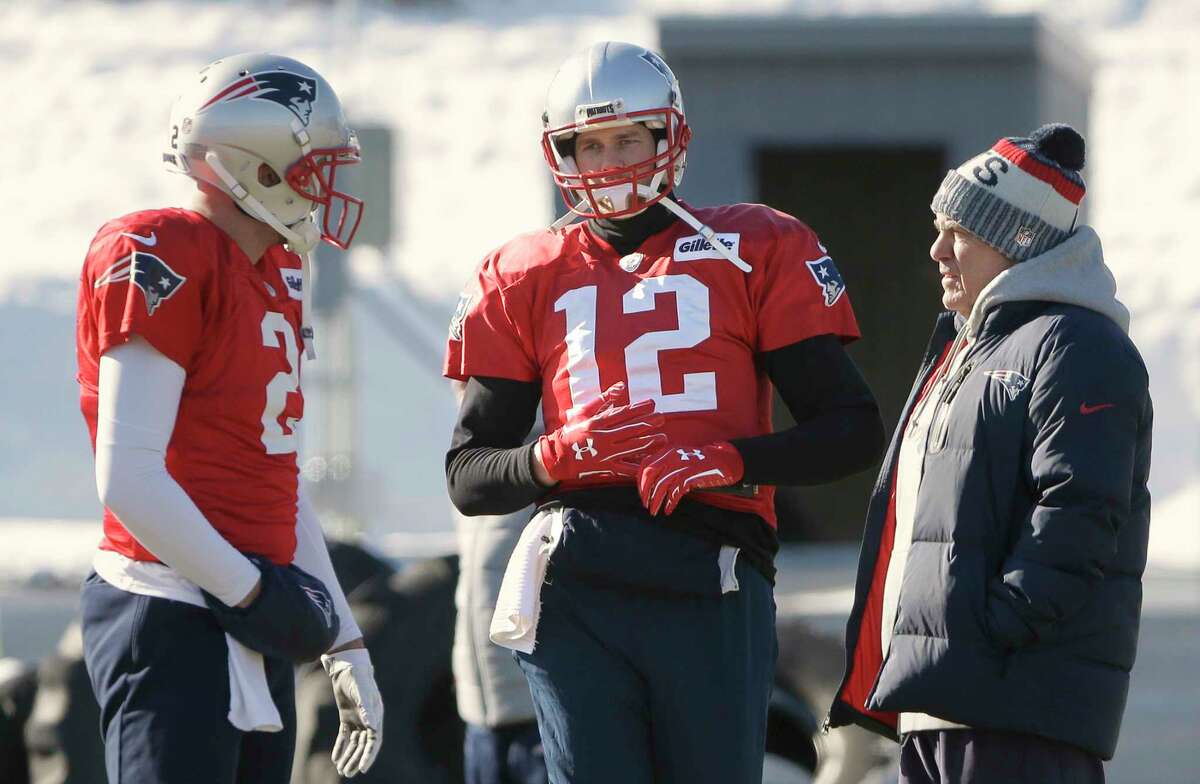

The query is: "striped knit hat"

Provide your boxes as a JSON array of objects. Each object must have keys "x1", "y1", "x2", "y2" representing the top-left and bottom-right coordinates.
[{"x1": 931, "y1": 123, "x2": 1086, "y2": 262}]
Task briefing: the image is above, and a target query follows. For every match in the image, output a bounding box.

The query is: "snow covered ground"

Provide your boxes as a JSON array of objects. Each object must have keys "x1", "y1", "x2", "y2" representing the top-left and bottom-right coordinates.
[{"x1": 1, "y1": 0, "x2": 1196, "y2": 568}]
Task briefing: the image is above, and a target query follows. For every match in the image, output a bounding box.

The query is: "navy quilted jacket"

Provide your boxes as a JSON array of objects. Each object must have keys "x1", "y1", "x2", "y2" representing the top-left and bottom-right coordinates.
[{"x1": 828, "y1": 228, "x2": 1153, "y2": 760}]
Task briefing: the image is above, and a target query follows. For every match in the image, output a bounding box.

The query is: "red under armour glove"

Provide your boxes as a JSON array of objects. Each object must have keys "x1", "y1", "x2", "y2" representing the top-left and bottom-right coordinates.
[
  {"x1": 637, "y1": 441, "x2": 746, "y2": 516},
  {"x1": 537, "y1": 382, "x2": 667, "y2": 483}
]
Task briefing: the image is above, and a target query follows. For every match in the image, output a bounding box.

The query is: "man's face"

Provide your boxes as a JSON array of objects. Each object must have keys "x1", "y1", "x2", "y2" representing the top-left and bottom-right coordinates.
[
  {"x1": 930, "y1": 214, "x2": 1015, "y2": 317},
  {"x1": 573, "y1": 123, "x2": 656, "y2": 179}
]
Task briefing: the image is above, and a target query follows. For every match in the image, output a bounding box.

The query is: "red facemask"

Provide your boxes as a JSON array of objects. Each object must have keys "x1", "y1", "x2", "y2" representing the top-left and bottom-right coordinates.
[{"x1": 286, "y1": 144, "x2": 364, "y2": 250}]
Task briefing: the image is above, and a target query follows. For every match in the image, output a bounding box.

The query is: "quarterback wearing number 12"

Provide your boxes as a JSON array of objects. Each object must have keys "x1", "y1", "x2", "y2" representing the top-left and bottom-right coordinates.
[
  {"x1": 445, "y1": 42, "x2": 886, "y2": 783},
  {"x1": 75, "y1": 54, "x2": 381, "y2": 783}
]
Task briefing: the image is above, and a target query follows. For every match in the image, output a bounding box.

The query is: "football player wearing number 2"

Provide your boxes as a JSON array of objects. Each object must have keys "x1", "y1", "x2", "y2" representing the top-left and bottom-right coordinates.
[
  {"x1": 75, "y1": 54, "x2": 381, "y2": 783},
  {"x1": 445, "y1": 42, "x2": 886, "y2": 784}
]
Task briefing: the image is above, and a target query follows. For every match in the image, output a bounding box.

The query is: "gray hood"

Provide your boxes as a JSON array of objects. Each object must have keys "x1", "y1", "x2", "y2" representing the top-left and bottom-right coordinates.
[{"x1": 964, "y1": 226, "x2": 1130, "y2": 337}]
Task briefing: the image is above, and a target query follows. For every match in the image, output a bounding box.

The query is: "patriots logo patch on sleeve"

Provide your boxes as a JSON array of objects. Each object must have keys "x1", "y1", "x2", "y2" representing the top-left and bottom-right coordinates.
[
  {"x1": 805, "y1": 256, "x2": 847, "y2": 307},
  {"x1": 94, "y1": 251, "x2": 187, "y2": 316},
  {"x1": 984, "y1": 370, "x2": 1031, "y2": 401},
  {"x1": 198, "y1": 70, "x2": 318, "y2": 126},
  {"x1": 449, "y1": 291, "x2": 474, "y2": 341}
]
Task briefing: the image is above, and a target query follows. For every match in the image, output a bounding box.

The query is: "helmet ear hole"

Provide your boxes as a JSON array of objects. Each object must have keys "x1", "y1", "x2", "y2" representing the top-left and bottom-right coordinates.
[
  {"x1": 257, "y1": 163, "x2": 282, "y2": 188},
  {"x1": 553, "y1": 135, "x2": 575, "y2": 162}
]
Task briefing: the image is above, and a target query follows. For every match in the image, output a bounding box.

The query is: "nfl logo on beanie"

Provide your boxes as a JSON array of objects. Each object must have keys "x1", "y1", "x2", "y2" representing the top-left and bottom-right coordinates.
[{"x1": 930, "y1": 124, "x2": 1086, "y2": 261}]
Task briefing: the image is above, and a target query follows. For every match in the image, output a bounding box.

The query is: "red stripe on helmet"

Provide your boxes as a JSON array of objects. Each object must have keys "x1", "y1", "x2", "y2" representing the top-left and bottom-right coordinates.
[
  {"x1": 197, "y1": 76, "x2": 256, "y2": 111},
  {"x1": 226, "y1": 85, "x2": 260, "y2": 101}
]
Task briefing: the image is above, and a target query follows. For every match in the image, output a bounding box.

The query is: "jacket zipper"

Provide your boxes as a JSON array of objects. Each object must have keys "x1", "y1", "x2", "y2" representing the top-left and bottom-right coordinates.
[
  {"x1": 929, "y1": 359, "x2": 974, "y2": 452},
  {"x1": 826, "y1": 315, "x2": 960, "y2": 741}
]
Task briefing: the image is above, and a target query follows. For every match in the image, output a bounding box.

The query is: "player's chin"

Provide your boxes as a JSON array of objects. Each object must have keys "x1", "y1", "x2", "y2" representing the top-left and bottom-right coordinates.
[{"x1": 941, "y1": 288, "x2": 964, "y2": 312}]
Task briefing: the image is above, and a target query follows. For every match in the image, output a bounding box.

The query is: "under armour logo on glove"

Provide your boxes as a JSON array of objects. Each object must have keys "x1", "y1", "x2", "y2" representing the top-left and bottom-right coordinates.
[
  {"x1": 638, "y1": 441, "x2": 745, "y2": 516},
  {"x1": 573, "y1": 439, "x2": 599, "y2": 460},
  {"x1": 538, "y1": 382, "x2": 667, "y2": 483}
]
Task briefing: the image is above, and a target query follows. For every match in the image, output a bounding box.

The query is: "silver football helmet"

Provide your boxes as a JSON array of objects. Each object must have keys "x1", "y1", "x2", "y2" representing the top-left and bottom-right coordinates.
[
  {"x1": 542, "y1": 41, "x2": 689, "y2": 220},
  {"x1": 164, "y1": 52, "x2": 363, "y2": 252}
]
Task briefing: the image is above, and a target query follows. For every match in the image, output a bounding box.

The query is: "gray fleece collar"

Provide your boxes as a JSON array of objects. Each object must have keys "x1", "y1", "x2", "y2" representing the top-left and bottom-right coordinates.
[{"x1": 964, "y1": 226, "x2": 1129, "y2": 336}]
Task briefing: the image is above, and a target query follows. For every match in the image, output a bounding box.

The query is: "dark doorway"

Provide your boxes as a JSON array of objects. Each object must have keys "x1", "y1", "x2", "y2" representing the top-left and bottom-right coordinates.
[{"x1": 757, "y1": 146, "x2": 947, "y2": 541}]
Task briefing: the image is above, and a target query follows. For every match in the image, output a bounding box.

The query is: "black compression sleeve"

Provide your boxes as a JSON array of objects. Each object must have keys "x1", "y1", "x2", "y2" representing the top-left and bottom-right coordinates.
[
  {"x1": 445, "y1": 376, "x2": 547, "y2": 516},
  {"x1": 730, "y1": 334, "x2": 886, "y2": 485}
]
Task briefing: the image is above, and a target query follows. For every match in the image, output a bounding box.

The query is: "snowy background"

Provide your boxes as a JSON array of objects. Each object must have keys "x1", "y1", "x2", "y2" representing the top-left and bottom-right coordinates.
[
  {"x1": 0, "y1": 1, "x2": 1197, "y2": 780},
  {"x1": 0, "y1": 0, "x2": 1196, "y2": 570}
]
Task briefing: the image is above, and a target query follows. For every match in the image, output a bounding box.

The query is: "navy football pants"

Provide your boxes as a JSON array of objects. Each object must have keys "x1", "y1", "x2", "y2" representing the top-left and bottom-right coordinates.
[
  {"x1": 515, "y1": 535, "x2": 776, "y2": 784},
  {"x1": 900, "y1": 729, "x2": 1105, "y2": 784},
  {"x1": 465, "y1": 721, "x2": 549, "y2": 784},
  {"x1": 80, "y1": 572, "x2": 296, "y2": 784}
]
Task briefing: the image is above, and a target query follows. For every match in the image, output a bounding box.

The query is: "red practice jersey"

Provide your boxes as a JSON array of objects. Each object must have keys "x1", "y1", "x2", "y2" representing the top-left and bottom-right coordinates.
[
  {"x1": 76, "y1": 208, "x2": 306, "y2": 565},
  {"x1": 444, "y1": 202, "x2": 860, "y2": 526}
]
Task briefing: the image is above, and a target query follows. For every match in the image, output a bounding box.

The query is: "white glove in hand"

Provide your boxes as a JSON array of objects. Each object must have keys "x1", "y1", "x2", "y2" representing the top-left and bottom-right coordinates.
[{"x1": 320, "y1": 648, "x2": 384, "y2": 777}]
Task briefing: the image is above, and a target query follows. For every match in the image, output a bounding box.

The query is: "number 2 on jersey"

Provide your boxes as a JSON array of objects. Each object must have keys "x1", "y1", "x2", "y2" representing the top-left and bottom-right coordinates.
[
  {"x1": 554, "y1": 274, "x2": 716, "y2": 415},
  {"x1": 261, "y1": 311, "x2": 300, "y2": 454}
]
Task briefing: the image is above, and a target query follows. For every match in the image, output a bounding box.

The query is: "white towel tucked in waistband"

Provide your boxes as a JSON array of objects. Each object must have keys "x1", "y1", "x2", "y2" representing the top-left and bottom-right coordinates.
[
  {"x1": 93, "y1": 550, "x2": 283, "y2": 732},
  {"x1": 489, "y1": 506, "x2": 564, "y2": 654},
  {"x1": 224, "y1": 638, "x2": 283, "y2": 731}
]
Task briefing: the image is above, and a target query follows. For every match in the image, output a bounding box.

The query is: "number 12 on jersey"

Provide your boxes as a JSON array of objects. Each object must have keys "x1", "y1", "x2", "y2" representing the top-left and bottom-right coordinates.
[{"x1": 554, "y1": 274, "x2": 716, "y2": 416}]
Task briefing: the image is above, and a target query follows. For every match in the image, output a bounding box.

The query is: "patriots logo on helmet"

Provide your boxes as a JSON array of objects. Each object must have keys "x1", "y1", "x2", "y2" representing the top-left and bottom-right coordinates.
[
  {"x1": 805, "y1": 256, "x2": 847, "y2": 307},
  {"x1": 94, "y1": 251, "x2": 187, "y2": 316},
  {"x1": 198, "y1": 70, "x2": 318, "y2": 126},
  {"x1": 985, "y1": 370, "x2": 1031, "y2": 401},
  {"x1": 639, "y1": 50, "x2": 672, "y2": 80}
]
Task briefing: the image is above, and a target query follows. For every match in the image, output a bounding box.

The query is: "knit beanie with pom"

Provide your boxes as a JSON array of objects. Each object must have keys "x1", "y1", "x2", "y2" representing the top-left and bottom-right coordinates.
[{"x1": 930, "y1": 123, "x2": 1086, "y2": 261}]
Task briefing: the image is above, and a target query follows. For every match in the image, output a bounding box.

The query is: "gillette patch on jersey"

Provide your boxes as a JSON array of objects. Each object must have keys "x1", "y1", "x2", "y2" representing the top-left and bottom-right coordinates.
[
  {"x1": 805, "y1": 255, "x2": 847, "y2": 307},
  {"x1": 282, "y1": 269, "x2": 304, "y2": 300},
  {"x1": 673, "y1": 233, "x2": 740, "y2": 262}
]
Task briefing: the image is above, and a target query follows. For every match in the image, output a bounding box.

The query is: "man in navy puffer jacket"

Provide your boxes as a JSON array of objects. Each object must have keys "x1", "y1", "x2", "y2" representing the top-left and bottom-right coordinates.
[{"x1": 828, "y1": 124, "x2": 1153, "y2": 784}]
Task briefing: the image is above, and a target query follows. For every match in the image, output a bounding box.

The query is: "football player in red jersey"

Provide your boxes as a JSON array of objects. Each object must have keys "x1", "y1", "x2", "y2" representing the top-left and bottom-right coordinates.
[
  {"x1": 75, "y1": 53, "x2": 381, "y2": 783},
  {"x1": 445, "y1": 42, "x2": 886, "y2": 783}
]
